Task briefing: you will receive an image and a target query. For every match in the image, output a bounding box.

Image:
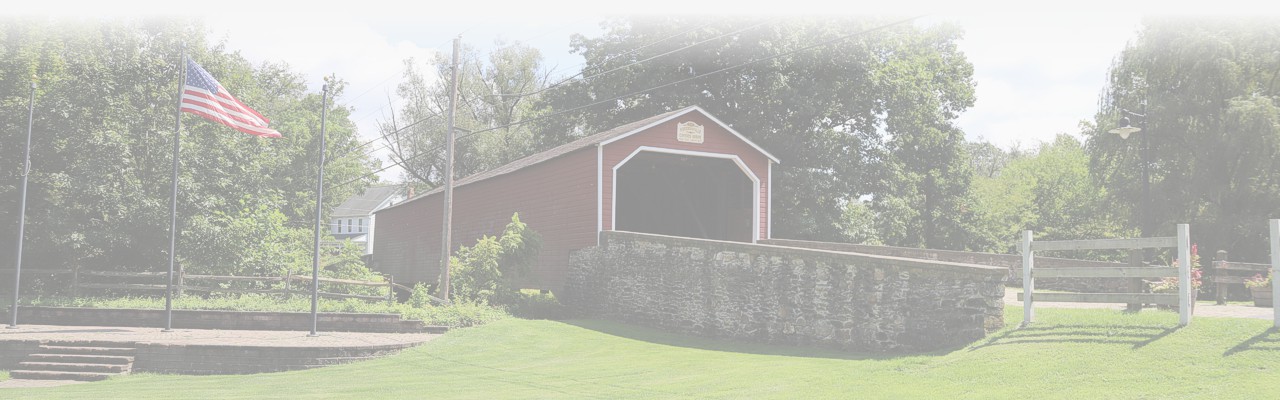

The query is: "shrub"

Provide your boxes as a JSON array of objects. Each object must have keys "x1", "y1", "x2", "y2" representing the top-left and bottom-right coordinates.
[
  {"x1": 1149, "y1": 244, "x2": 1203, "y2": 294},
  {"x1": 448, "y1": 213, "x2": 541, "y2": 305},
  {"x1": 1244, "y1": 271, "x2": 1272, "y2": 290}
]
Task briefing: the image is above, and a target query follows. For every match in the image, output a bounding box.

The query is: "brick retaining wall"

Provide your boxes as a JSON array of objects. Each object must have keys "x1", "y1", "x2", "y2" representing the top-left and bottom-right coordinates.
[
  {"x1": 564, "y1": 231, "x2": 1008, "y2": 353},
  {"x1": 0, "y1": 339, "x2": 419, "y2": 374},
  {"x1": 131, "y1": 342, "x2": 419, "y2": 374}
]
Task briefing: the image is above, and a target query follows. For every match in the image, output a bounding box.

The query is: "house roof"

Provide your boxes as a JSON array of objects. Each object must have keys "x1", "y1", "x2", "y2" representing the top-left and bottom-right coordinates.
[
  {"x1": 379, "y1": 106, "x2": 778, "y2": 213},
  {"x1": 332, "y1": 185, "x2": 402, "y2": 217}
]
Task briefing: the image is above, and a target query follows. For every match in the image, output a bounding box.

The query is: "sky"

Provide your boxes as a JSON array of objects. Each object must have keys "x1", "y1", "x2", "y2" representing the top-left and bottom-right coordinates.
[{"x1": 8, "y1": 1, "x2": 1277, "y2": 181}]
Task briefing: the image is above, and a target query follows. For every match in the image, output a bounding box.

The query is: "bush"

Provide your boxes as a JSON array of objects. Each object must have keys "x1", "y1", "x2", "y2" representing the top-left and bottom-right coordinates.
[
  {"x1": 448, "y1": 213, "x2": 541, "y2": 305},
  {"x1": 505, "y1": 290, "x2": 569, "y2": 320}
]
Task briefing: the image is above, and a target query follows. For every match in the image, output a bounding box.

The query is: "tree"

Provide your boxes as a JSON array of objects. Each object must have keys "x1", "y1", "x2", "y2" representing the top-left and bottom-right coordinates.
[
  {"x1": 0, "y1": 18, "x2": 377, "y2": 278},
  {"x1": 1088, "y1": 17, "x2": 1280, "y2": 262},
  {"x1": 543, "y1": 16, "x2": 977, "y2": 246},
  {"x1": 971, "y1": 134, "x2": 1128, "y2": 253},
  {"x1": 382, "y1": 42, "x2": 553, "y2": 189}
]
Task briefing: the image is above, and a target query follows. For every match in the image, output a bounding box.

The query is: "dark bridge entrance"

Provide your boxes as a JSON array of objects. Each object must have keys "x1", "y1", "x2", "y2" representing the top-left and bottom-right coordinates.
[{"x1": 614, "y1": 151, "x2": 754, "y2": 242}]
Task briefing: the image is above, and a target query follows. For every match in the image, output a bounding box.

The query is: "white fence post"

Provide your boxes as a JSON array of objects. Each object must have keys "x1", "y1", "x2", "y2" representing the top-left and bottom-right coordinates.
[
  {"x1": 1270, "y1": 219, "x2": 1279, "y2": 328},
  {"x1": 1022, "y1": 230, "x2": 1034, "y2": 326},
  {"x1": 1178, "y1": 223, "x2": 1191, "y2": 326}
]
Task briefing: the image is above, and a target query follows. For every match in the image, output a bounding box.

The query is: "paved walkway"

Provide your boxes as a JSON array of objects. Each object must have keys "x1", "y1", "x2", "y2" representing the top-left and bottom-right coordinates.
[
  {"x1": 1003, "y1": 287, "x2": 1275, "y2": 319},
  {"x1": 1, "y1": 325, "x2": 440, "y2": 389}
]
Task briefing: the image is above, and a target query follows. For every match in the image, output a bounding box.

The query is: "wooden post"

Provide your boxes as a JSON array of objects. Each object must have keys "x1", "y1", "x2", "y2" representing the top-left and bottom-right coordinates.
[
  {"x1": 1269, "y1": 219, "x2": 1279, "y2": 328},
  {"x1": 1127, "y1": 251, "x2": 1144, "y2": 311},
  {"x1": 1215, "y1": 250, "x2": 1229, "y2": 305},
  {"x1": 175, "y1": 263, "x2": 185, "y2": 297},
  {"x1": 284, "y1": 271, "x2": 292, "y2": 299},
  {"x1": 1178, "y1": 224, "x2": 1191, "y2": 326},
  {"x1": 71, "y1": 264, "x2": 80, "y2": 299},
  {"x1": 387, "y1": 275, "x2": 395, "y2": 304},
  {"x1": 1022, "y1": 230, "x2": 1034, "y2": 327}
]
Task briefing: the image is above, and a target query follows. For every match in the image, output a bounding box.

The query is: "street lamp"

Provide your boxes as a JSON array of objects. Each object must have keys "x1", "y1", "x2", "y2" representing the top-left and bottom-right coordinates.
[
  {"x1": 1108, "y1": 108, "x2": 1151, "y2": 237},
  {"x1": 1110, "y1": 108, "x2": 1151, "y2": 310},
  {"x1": 1110, "y1": 116, "x2": 1141, "y2": 139}
]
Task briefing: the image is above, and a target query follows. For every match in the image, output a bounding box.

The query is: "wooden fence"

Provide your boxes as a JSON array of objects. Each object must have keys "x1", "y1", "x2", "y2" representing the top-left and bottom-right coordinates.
[
  {"x1": 1210, "y1": 253, "x2": 1270, "y2": 304},
  {"x1": 0, "y1": 265, "x2": 416, "y2": 304},
  {"x1": 1019, "y1": 224, "x2": 1193, "y2": 326}
]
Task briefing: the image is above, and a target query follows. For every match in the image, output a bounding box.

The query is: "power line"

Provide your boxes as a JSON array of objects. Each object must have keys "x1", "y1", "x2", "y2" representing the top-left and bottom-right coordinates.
[
  {"x1": 333, "y1": 19, "x2": 768, "y2": 176},
  {"x1": 494, "y1": 18, "x2": 772, "y2": 99},
  {"x1": 335, "y1": 21, "x2": 707, "y2": 168},
  {"x1": 333, "y1": 16, "x2": 922, "y2": 190}
]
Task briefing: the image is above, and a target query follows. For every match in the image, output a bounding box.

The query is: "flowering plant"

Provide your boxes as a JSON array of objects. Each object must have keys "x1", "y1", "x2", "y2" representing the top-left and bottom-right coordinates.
[
  {"x1": 1244, "y1": 271, "x2": 1272, "y2": 290},
  {"x1": 1149, "y1": 244, "x2": 1203, "y2": 293}
]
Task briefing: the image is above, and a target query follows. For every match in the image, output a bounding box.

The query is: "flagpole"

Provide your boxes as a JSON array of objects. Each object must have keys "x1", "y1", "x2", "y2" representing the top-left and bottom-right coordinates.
[
  {"x1": 164, "y1": 44, "x2": 186, "y2": 333},
  {"x1": 310, "y1": 82, "x2": 329, "y2": 337},
  {"x1": 7, "y1": 76, "x2": 36, "y2": 330}
]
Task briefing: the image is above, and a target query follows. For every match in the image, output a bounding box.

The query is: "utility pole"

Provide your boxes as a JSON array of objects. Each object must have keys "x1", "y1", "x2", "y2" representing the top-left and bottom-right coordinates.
[
  {"x1": 439, "y1": 36, "x2": 460, "y2": 301},
  {"x1": 310, "y1": 81, "x2": 330, "y2": 337}
]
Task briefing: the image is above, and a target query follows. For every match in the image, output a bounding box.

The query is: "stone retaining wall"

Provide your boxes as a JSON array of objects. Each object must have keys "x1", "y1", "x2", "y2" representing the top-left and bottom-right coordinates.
[
  {"x1": 564, "y1": 231, "x2": 1008, "y2": 353},
  {"x1": 15, "y1": 307, "x2": 437, "y2": 333},
  {"x1": 762, "y1": 239, "x2": 1127, "y2": 293}
]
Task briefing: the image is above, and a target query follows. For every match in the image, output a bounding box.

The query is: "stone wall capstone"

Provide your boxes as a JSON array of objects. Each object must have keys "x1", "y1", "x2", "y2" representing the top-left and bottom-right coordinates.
[
  {"x1": 762, "y1": 239, "x2": 1128, "y2": 293},
  {"x1": 564, "y1": 231, "x2": 1008, "y2": 353}
]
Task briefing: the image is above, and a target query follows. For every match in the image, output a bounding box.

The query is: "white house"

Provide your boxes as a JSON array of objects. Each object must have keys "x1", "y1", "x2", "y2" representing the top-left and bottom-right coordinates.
[{"x1": 331, "y1": 185, "x2": 404, "y2": 255}]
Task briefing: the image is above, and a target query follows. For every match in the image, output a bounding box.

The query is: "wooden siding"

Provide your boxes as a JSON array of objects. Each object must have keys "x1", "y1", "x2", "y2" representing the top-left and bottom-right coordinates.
[
  {"x1": 372, "y1": 147, "x2": 598, "y2": 291},
  {"x1": 601, "y1": 111, "x2": 771, "y2": 240}
]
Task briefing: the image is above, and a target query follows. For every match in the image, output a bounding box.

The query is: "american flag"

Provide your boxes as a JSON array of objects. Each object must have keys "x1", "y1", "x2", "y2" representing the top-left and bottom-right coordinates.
[{"x1": 180, "y1": 57, "x2": 282, "y2": 138}]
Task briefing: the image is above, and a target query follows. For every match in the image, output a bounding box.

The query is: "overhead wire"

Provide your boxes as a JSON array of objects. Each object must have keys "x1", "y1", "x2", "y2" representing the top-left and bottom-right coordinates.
[
  {"x1": 332, "y1": 15, "x2": 922, "y2": 190},
  {"x1": 329, "y1": 19, "x2": 743, "y2": 171}
]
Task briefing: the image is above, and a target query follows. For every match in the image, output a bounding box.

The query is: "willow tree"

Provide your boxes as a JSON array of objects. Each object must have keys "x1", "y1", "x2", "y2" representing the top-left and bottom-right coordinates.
[{"x1": 1088, "y1": 17, "x2": 1280, "y2": 261}]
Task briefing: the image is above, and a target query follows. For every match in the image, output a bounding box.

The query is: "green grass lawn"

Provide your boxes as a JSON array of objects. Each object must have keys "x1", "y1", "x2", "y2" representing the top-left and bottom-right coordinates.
[{"x1": 4, "y1": 307, "x2": 1279, "y2": 399}]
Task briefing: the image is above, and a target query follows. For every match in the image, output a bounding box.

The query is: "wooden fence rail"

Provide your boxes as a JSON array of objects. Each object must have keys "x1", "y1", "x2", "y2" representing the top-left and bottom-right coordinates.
[{"x1": 1022, "y1": 224, "x2": 1193, "y2": 327}]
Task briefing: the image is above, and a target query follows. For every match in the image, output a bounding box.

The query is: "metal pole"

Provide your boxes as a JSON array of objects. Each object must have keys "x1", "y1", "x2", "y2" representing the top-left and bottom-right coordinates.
[
  {"x1": 439, "y1": 36, "x2": 460, "y2": 301},
  {"x1": 1178, "y1": 223, "x2": 1191, "y2": 326},
  {"x1": 8, "y1": 77, "x2": 36, "y2": 329},
  {"x1": 1269, "y1": 219, "x2": 1279, "y2": 328},
  {"x1": 310, "y1": 82, "x2": 330, "y2": 337},
  {"x1": 164, "y1": 45, "x2": 186, "y2": 333},
  {"x1": 1021, "y1": 230, "x2": 1034, "y2": 327}
]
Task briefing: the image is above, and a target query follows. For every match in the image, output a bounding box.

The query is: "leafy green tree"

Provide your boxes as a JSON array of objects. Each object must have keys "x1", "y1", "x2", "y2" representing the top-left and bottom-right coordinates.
[
  {"x1": 541, "y1": 16, "x2": 977, "y2": 246},
  {"x1": 0, "y1": 18, "x2": 377, "y2": 279},
  {"x1": 972, "y1": 134, "x2": 1128, "y2": 253},
  {"x1": 1088, "y1": 17, "x2": 1280, "y2": 262},
  {"x1": 383, "y1": 42, "x2": 552, "y2": 189}
]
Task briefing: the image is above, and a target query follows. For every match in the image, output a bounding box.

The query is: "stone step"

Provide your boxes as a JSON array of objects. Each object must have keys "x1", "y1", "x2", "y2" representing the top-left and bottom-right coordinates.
[
  {"x1": 10, "y1": 370, "x2": 115, "y2": 382},
  {"x1": 18, "y1": 361, "x2": 131, "y2": 374},
  {"x1": 39, "y1": 345, "x2": 137, "y2": 356},
  {"x1": 25, "y1": 354, "x2": 134, "y2": 365},
  {"x1": 44, "y1": 340, "x2": 136, "y2": 348}
]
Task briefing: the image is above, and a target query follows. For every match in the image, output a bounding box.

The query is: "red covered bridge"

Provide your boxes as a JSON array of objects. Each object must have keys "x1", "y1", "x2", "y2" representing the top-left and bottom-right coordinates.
[{"x1": 372, "y1": 106, "x2": 779, "y2": 292}]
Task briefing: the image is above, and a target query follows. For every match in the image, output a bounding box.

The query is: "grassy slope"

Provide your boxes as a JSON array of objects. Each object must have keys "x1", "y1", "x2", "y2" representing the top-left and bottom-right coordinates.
[{"x1": 4, "y1": 308, "x2": 1280, "y2": 399}]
